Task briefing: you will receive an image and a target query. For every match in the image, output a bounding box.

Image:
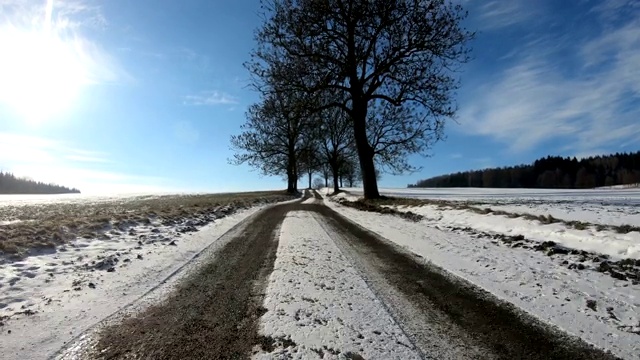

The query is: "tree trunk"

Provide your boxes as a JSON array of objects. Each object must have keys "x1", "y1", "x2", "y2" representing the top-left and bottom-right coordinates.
[
  {"x1": 287, "y1": 148, "x2": 297, "y2": 194},
  {"x1": 340, "y1": 175, "x2": 343, "y2": 188},
  {"x1": 308, "y1": 171, "x2": 312, "y2": 189},
  {"x1": 286, "y1": 163, "x2": 296, "y2": 193},
  {"x1": 331, "y1": 161, "x2": 340, "y2": 194},
  {"x1": 292, "y1": 153, "x2": 298, "y2": 192},
  {"x1": 352, "y1": 100, "x2": 380, "y2": 199}
]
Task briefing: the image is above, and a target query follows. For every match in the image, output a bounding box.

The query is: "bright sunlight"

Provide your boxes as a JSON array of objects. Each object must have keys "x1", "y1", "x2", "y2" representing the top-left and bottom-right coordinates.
[{"x1": 0, "y1": 0, "x2": 88, "y2": 124}]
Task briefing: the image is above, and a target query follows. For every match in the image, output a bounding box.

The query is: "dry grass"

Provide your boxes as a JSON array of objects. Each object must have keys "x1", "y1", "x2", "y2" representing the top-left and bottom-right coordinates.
[
  {"x1": 336, "y1": 198, "x2": 424, "y2": 222},
  {"x1": 0, "y1": 191, "x2": 296, "y2": 259}
]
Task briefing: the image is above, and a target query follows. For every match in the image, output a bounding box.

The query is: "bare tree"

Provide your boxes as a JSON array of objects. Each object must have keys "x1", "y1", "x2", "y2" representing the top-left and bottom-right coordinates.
[
  {"x1": 321, "y1": 162, "x2": 331, "y2": 188},
  {"x1": 230, "y1": 90, "x2": 312, "y2": 193},
  {"x1": 367, "y1": 102, "x2": 442, "y2": 175},
  {"x1": 249, "y1": 0, "x2": 473, "y2": 198},
  {"x1": 298, "y1": 120, "x2": 323, "y2": 189},
  {"x1": 340, "y1": 156, "x2": 361, "y2": 187},
  {"x1": 318, "y1": 106, "x2": 355, "y2": 194},
  {"x1": 312, "y1": 177, "x2": 325, "y2": 189}
]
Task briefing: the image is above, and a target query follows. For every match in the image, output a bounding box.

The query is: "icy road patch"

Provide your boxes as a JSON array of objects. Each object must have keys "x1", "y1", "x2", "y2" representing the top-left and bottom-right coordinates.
[{"x1": 254, "y1": 211, "x2": 420, "y2": 359}]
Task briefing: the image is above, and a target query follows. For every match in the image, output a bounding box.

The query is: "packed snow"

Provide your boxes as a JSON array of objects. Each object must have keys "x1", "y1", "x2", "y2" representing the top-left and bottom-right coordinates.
[
  {"x1": 0, "y1": 205, "x2": 267, "y2": 360},
  {"x1": 324, "y1": 190, "x2": 640, "y2": 359},
  {"x1": 254, "y1": 211, "x2": 420, "y2": 359}
]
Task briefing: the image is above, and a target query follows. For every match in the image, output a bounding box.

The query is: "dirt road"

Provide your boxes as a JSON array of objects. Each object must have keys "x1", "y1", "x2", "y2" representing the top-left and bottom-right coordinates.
[{"x1": 57, "y1": 191, "x2": 619, "y2": 359}]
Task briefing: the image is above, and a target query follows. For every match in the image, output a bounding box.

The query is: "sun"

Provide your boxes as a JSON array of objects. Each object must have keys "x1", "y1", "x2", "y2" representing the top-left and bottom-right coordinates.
[{"x1": 0, "y1": 16, "x2": 87, "y2": 124}]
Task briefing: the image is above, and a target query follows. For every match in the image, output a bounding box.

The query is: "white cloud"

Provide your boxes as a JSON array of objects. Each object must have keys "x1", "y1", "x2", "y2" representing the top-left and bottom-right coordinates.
[
  {"x1": 477, "y1": 0, "x2": 541, "y2": 30},
  {"x1": 459, "y1": 10, "x2": 640, "y2": 155},
  {"x1": 0, "y1": 132, "x2": 171, "y2": 194},
  {"x1": 183, "y1": 90, "x2": 239, "y2": 106}
]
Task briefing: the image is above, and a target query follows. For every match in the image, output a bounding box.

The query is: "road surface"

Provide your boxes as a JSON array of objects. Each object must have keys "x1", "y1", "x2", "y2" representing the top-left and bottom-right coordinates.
[{"x1": 57, "y1": 191, "x2": 619, "y2": 359}]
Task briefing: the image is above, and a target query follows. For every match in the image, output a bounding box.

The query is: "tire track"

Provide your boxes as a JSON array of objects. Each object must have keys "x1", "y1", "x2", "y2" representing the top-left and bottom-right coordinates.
[{"x1": 62, "y1": 197, "x2": 306, "y2": 360}]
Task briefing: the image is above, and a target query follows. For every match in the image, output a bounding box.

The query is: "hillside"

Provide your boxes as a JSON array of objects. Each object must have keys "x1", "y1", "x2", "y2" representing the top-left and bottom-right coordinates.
[
  {"x1": 410, "y1": 151, "x2": 640, "y2": 189},
  {"x1": 0, "y1": 172, "x2": 80, "y2": 194}
]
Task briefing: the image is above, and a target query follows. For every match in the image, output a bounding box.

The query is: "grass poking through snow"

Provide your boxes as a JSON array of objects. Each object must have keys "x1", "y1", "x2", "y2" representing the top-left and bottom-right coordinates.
[{"x1": 0, "y1": 191, "x2": 295, "y2": 260}]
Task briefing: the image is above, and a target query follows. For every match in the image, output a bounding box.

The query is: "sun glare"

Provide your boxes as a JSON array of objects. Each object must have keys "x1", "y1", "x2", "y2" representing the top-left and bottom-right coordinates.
[{"x1": 0, "y1": 9, "x2": 87, "y2": 124}]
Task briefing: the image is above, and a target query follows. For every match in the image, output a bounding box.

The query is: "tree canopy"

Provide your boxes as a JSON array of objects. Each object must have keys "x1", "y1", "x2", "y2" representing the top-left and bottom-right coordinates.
[{"x1": 243, "y1": 0, "x2": 473, "y2": 198}]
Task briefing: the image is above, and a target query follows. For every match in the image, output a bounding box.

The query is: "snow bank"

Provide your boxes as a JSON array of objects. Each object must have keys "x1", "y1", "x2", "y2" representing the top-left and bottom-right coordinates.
[
  {"x1": 348, "y1": 187, "x2": 640, "y2": 226},
  {"x1": 405, "y1": 204, "x2": 640, "y2": 259},
  {"x1": 343, "y1": 187, "x2": 640, "y2": 259},
  {"x1": 255, "y1": 211, "x2": 420, "y2": 359}
]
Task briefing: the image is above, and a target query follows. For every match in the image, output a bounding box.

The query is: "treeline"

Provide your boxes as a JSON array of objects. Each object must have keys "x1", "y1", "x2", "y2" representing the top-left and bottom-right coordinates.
[
  {"x1": 230, "y1": 1, "x2": 472, "y2": 198},
  {"x1": 410, "y1": 151, "x2": 640, "y2": 189},
  {"x1": 0, "y1": 172, "x2": 80, "y2": 194}
]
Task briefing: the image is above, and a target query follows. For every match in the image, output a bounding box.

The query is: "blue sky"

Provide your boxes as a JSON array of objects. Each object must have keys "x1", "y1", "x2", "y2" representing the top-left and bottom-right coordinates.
[{"x1": 0, "y1": 0, "x2": 639, "y2": 193}]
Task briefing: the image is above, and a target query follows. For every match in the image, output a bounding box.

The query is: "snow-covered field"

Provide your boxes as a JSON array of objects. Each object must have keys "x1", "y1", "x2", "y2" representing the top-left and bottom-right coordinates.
[
  {"x1": 0, "y1": 199, "x2": 277, "y2": 360},
  {"x1": 347, "y1": 187, "x2": 640, "y2": 227},
  {"x1": 0, "y1": 193, "x2": 172, "y2": 209},
  {"x1": 255, "y1": 211, "x2": 420, "y2": 359},
  {"x1": 348, "y1": 187, "x2": 640, "y2": 203},
  {"x1": 326, "y1": 188, "x2": 640, "y2": 359},
  {"x1": 343, "y1": 187, "x2": 640, "y2": 259},
  {"x1": 3, "y1": 188, "x2": 638, "y2": 358}
]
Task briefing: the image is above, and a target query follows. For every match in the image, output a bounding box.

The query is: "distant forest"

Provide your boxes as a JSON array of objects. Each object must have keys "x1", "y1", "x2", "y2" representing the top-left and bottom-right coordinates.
[
  {"x1": 0, "y1": 172, "x2": 80, "y2": 194},
  {"x1": 410, "y1": 151, "x2": 640, "y2": 189}
]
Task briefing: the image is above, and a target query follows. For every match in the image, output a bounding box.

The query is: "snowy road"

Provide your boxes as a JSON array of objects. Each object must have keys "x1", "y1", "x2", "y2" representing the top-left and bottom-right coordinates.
[{"x1": 51, "y1": 191, "x2": 619, "y2": 359}]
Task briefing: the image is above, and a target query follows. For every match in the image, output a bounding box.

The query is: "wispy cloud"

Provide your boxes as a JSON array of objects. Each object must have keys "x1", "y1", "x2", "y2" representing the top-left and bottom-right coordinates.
[
  {"x1": 590, "y1": 0, "x2": 640, "y2": 23},
  {"x1": 477, "y1": 0, "x2": 541, "y2": 30},
  {"x1": 0, "y1": 132, "x2": 171, "y2": 194},
  {"x1": 183, "y1": 90, "x2": 239, "y2": 106},
  {"x1": 459, "y1": 7, "x2": 640, "y2": 156}
]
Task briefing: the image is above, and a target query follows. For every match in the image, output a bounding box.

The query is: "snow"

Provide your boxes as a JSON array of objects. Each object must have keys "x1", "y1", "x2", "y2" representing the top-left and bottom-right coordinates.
[
  {"x1": 254, "y1": 211, "x2": 420, "y2": 359},
  {"x1": 325, "y1": 198, "x2": 640, "y2": 360},
  {"x1": 0, "y1": 205, "x2": 267, "y2": 360},
  {"x1": 0, "y1": 193, "x2": 161, "y2": 207},
  {"x1": 346, "y1": 187, "x2": 640, "y2": 204},
  {"x1": 397, "y1": 204, "x2": 640, "y2": 259},
  {"x1": 343, "y1": 187, "x2": 640, "y2": 260},
  {"x1": 302, "y1": 197, "x2": 316, "y2": 204},
  {"x1": 476, "y1": 202, "x2": 640, "y2": 228}
]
